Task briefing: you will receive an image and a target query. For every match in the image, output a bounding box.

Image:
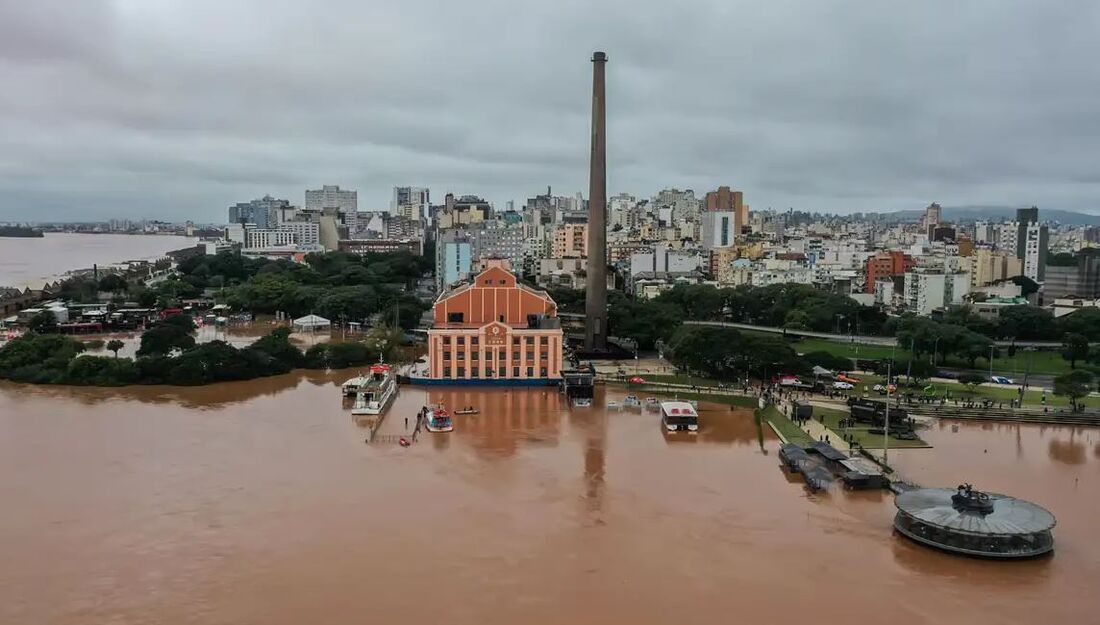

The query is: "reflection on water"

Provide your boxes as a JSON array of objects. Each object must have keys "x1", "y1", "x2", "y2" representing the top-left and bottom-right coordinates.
[{"x1": 0, "y1": 380, "x2": 1097, "y2": 625}]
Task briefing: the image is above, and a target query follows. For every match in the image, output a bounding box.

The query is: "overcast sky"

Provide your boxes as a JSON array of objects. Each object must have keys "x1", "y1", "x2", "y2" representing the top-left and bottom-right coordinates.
[{"x1": 2, "y1": 0, "x2": 1099, "y2": 222}]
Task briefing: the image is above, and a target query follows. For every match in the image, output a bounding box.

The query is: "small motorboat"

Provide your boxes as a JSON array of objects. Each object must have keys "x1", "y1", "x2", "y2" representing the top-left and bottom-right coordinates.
[
  {"x1": 573, "y1": 397, "x2": 592, "y2": 408},
  {"x1": 454, "y1": 407, "x2": 480, "y2": 415},
  {"x1": 423, "y1": 405, "x2": 454, "y2": 433},
  {"x1": 607, "y1": 400, "x2": 622, "y2": 409},
  {"x1": 399, "y1": 437, "x2": 411, "y2": 447},
  {"x1": 623, "y1": 394, "x2": 642, "y2": 408}
]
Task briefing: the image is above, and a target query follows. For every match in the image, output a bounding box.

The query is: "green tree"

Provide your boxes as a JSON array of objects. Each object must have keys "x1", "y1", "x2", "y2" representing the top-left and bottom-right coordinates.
[
  {"x1": 27, "y1": 310, "x2": 57, "y2": 334},
  {"x1": 106, "y1": 339, "x2": 125, "y2": 358},
  {"x1": 1061, "y1": 333, "x2": 1090, "y2": 369},
  {"x1": 802, "y1": 350, "x2": 851, "y2": 372},
  {"x1": 997, "y1": 305, "x2": 1057, "y2": 340},
  {"x1": 957, "y1": 372, "x2": 987, "y2": 391},
  {"x1": 1057, "y1": 308, "x2": 1100, "y2": 342},
  {"x1": 137, "y1": 325, "x2": 196, "y2": 357},
  {"x1": 363, "y1": 325, "x2": 406, "y2": 364},
  {"x1": 98, "y1": 274, "x2": 128, "y2": 293},
  {"x1": 1053, "y1": 369, "x2": 1094, "y2": 411},
  {"x1": 951, "y1": 329, "x2": 994, "y2": 368},
  {"x1": 902, "y1": 358, "x2": 938, "y2": 383}
]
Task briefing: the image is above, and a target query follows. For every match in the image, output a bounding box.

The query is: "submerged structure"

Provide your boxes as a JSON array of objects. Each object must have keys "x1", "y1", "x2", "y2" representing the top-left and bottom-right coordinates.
[{"x1": 894, "y1": 484, "x2": 1056, "y2": 558}]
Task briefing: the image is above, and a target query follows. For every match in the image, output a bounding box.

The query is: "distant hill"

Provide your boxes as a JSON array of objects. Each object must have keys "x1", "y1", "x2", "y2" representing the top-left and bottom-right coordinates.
[{"x1": 879, "y1": 205, "x2": 1100, "y2": 225}]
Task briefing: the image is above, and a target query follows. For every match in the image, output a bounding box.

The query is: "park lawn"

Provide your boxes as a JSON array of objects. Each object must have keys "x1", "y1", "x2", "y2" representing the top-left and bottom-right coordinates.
[
  {"x1": 779, "y1": 335, "x2": 1074, "y2": 376},
  {"x1": 607, "y1": 381, "x2": 759, "y2": 408},
  {"x1": 757, "y1": 405, "x2": 813, "y2": 444},
  {"x1": 642, "y1": 373, "x2": 726, "y2": 388},
  {"x1": 929, "y1": 383, "x2": 1100, "y2": 409},
  {"x1": 813, "y1": 405, "x2": 930, "y2": 449},
  {"x1": 802, "y1": 368, "x2": 1100, "y2": 410}
]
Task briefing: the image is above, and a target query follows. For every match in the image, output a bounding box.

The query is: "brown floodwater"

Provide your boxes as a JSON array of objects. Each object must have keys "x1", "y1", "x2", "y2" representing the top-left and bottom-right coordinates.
[{"x1": 0, "y1": 378, "x2": 1097, "y2": 625}]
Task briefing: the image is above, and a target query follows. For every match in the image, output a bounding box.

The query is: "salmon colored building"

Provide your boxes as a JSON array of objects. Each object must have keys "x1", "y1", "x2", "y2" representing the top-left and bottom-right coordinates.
[
  {"x1": 424, "y1": 264, "x2": 564, "y2": 385},
  {"x1": 865, "y1": 250, "x2": 916, "y2": 294}
]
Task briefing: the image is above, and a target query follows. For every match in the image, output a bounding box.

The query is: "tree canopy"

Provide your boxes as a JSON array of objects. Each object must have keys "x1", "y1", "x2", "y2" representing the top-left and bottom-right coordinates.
[{"x1": 1053, "y1": 369, "x2": 1095, "y2": 411}]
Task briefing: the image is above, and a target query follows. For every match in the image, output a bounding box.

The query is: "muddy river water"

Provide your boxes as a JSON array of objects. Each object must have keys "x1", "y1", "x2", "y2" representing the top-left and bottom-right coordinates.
[{"x1": 1, "y1": 375, "x2": 1097, "y2": 624}]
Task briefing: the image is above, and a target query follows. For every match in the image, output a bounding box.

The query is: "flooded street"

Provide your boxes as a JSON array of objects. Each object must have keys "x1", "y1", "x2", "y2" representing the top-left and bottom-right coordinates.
[{"x1": 1, "y1": 378, "x2": 1097, "y2": 624}]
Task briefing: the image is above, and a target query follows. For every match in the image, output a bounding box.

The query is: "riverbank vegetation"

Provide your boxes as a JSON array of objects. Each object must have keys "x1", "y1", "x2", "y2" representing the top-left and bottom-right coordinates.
[
  {"x1": 51, "y1": 249, "x2": 433, "y2": 329},
  {"x1": 0, "y1": 322, "x2": 408, "y2": 387}
]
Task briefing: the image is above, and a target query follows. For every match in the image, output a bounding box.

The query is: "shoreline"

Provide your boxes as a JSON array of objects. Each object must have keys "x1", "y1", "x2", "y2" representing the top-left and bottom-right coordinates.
[{"x1": 0, "y1": 232, "x2": 198, "y2": 290}]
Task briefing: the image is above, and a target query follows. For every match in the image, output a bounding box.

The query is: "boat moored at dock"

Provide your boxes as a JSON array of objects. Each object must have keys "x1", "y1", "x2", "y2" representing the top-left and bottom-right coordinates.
[{"x1": 344, "y1": 364, "x2": 397, "y2": 415}]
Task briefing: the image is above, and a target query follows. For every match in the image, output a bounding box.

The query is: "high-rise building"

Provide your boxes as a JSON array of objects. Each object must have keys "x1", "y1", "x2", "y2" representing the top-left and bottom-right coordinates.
[
  {"x1": 391, "y1": 186, "x2": 430, "y2": 220},
  {"x1": 608, "y1": 193, "x2": 636, "y2": 231},
  {"x1": 436, "y1": 231, "x2": 473, "y2": 291},
  {"x1": 864, "y1": 251, "x2": 916, "y2": 294},
  {"x1": 921, "y1": 202, "x2": 942, "y2": 233},
  {"x1": 305, "y1": 185, "x2": 357, "y2": 234},
  {"x1": 1014, "y1": 206, "x2": 1048, "y2": 281},
  {"x1": 904, "y1": 270, "x2": 970, "y2": 315},
  {"x1": 961, "y1": 248, "x2": 1022, "y2": 287},
  {"x1": 227, "y1": 195, "x2": 291, "y2": 229},
  {"x1": 1042, "y1": 250, "x2": 1100, "y2": 300},
  {"x1": 704, "y1": 186, "x2": 746, "y2": 236},
  {"x1": 974, "y1": 221, "x2": 997, "y2": 244},
  {"x1": 551, "y1": 223, "x2": 588, "y2": 258},
  {"x1": 699, "y1": 211, "x2": 737, "y2": 250}
]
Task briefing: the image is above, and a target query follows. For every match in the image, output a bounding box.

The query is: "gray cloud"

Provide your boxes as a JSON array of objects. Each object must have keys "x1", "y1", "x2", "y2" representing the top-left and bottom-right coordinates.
[{"x1": 1, "y1": 0, "x2": 1099, "y2": 221}]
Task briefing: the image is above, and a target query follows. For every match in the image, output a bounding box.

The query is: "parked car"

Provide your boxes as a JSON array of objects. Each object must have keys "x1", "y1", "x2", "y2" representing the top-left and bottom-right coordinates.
[
  {"x1": 872, "y1": 383, "x2": 897, "y2": 395},
  {"x1": 936, "y1": 369, "x2": 959, "y2": 380},
  {"x1": 833, "y1": 381, "x2": 854, "y2": 390},
  {"x1": 990, "y1": 375, "x2": 1015, "y2": 385}
]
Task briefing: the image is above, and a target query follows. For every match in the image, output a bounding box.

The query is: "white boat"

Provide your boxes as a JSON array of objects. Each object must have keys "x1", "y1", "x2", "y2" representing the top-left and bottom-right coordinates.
[
  {"x1": 341, "y1": 374, "x2": 371, "y2": 396},
  {"x1": 660, "y1": 400, "x2": 699, "y2": 433},
  {"x1": 645, "y1": 397, "x2": 660, "y2": 411},
  {"x1": 422, "y1": 404, "x2": 454, "y2": 433},
  {"x1": 607, "y1": 400, "x2": 622, "y2": 409},
  {"x1": 346, "y1": 364, "x2": 397, "y2": 415},
  {"x1": 623, "y1": 394, "x2": 642, "y2": 408},
  {"x1": 573, "y1": 397, "x2": 592, "y2": 407}
]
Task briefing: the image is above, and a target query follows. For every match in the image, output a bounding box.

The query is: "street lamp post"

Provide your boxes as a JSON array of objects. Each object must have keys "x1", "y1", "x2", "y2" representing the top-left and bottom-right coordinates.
[
  {"x1": 989, "y1": 345, "x2": 995, "y2": 381},
  {"x1": 905, "y1": 336, "x2": 915, "y2": 385}
]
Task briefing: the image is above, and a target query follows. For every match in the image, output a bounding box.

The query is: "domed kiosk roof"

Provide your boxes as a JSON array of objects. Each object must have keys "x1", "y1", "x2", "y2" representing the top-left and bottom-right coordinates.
[
  {"x1": 894, "y1": 484, "x2": 1056, "y2": 558},
  {"x1": 896, "y1": 488, "x2": 1056, "y2": 535}
]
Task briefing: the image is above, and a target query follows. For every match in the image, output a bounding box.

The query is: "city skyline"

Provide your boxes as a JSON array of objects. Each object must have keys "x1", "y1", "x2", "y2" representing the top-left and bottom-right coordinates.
[{"x1": 2, "y1": 1, "x2": 1100, "y2": 221}]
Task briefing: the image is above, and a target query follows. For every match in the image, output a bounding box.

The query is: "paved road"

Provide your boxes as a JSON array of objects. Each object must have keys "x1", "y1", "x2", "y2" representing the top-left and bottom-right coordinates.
[{"x1": 683, "y1": 320, "x2": 1067, "y2": 349}]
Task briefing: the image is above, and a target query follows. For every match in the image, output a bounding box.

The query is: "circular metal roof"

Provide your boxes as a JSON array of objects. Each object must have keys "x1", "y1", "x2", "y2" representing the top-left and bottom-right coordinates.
[{"x1": 895, "y1": 487, "x2": 1056, "y2": 536}]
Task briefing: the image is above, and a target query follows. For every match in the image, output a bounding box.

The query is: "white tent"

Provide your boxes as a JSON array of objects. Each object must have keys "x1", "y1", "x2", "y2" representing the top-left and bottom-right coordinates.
[{"x1": 292, "y1": 314, "x2": 331, "y2": 330}]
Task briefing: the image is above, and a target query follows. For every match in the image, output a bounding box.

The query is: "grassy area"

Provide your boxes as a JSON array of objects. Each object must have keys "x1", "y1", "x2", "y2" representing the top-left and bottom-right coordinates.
[
  {"x1": 777, "y1": 335, "x2": 1075, "y2": 377},
  {"x1": 811, "y1": 405, "x2": 929, "y2": 449},
  {"x1": 641, "y1": 373, "x2": 726, "y2": 388},
  {"x1": 757, "y1": 404, "x2": 813, "y2": 444},
  {"x1": 619, "y1": 367, "x2": 1100, "y2": 410},
  {"x1": 607, "y1": 381, "x2": 758, "y2": 408}
]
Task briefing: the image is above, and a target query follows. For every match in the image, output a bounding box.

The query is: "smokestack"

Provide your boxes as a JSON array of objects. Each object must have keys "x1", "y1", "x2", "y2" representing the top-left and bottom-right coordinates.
[{"x1": 585, "y1": 51, "x2": 608, "y2": 352}]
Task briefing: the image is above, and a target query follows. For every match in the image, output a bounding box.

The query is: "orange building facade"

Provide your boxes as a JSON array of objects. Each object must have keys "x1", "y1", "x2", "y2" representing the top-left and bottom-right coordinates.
[
  {"x1": 865, "y1": 251, "x2": 916, "y2": 294},
  {"x1": 425, "y1": 265, "x2": 564, "y2": 385}
]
